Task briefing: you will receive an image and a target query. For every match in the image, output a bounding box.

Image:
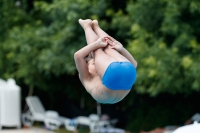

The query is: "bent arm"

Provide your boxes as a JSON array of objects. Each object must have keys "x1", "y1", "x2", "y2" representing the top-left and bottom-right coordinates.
[
  {"x1": 105, "y1": 36, "x2": 137, "y2": 68},
  {"x1": 119, "y1": 47, "x2": 138, "y2": 68},
  {"x1": 75, "y1": 40, "x2": 100, "y2": 59},
  {"x1": 74, "y1": 39, "x2": 105, "y2": 79}
]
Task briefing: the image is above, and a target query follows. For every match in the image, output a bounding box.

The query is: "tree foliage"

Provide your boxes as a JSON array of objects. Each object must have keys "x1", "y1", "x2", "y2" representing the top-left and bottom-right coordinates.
[
  {"x1": 126, "y1": 0, "x2": 200, "y2": 96},
  {"x1": 1, "y1": 0, "x2": 109, "y2": 89}
]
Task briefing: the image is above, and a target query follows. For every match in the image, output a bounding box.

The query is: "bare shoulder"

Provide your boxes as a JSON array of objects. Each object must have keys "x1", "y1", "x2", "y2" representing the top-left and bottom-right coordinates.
[{"x1": 79, "y1": 74, "x2": 91, "y2": 86}]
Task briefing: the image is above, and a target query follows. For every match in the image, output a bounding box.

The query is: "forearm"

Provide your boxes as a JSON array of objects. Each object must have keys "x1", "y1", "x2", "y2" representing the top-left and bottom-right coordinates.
[
  {"x1": 120, "y1": 47, "x2": 138, "y2": 68},
  {"x1": 75, "y1": 41, "x2": 100, "y2": 59},
  {"x1": 74, "y1": 41, "x2": 100, "y2": 79}
]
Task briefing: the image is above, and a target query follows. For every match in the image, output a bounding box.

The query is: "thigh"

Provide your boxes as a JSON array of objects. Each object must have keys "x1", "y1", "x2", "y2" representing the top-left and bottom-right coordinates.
[
  {"x1": 94, "y1": 49, "x2": 117, "y2": 78},
  {"x1": 104, "y1": 46, "x2": 130, "y2": 62}
]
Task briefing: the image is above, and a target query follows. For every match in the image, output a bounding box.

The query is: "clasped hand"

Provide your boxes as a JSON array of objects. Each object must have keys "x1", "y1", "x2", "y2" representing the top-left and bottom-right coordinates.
[{"x1": 97, "y1": 36, "x2": 123, "y2": 52}]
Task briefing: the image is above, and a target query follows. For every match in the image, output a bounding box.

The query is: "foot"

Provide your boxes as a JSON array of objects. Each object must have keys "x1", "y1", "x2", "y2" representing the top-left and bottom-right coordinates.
[
  {"x1": 92, "y1": 20, "x2": 99, "y2": 30},
  {"x1": 78, "y1": 19, "x2": 92, "y2": 29}
]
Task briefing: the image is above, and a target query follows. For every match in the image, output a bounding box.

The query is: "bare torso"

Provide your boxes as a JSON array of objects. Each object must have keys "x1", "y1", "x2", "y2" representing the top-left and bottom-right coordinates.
[{"x1": 80, "y1": 75, "x2": 130, "y2": 104}]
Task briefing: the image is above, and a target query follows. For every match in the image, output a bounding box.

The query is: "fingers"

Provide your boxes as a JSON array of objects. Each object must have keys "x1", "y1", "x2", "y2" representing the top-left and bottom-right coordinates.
[
  {"x1": 105, "y1": 39, "x2": 113, "y2": 46},
  {"x1": 100, "y1": 42, "x2": 108, "y2": 48},
  {"x1": 98, "y1": 37, "x2": 103, "y2": 41},
  {"x1": 104, "y1": 37, "x2": 112, "y2": 42},
  {"x1": 99, "y1": 37, "x2": 108, "y2": 43},
  {"x1": 104, "y1": 36, "x2": 115, "y2": 42},
  {"x1": 109, "y1": 36, "x2": 115, "y2": 41}
]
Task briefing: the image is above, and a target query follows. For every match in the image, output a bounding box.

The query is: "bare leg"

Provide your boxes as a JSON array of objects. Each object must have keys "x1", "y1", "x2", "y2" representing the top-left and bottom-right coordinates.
[
  {"x1": 79, "y1": 19, "x2": 98, "y2": 45},
  {"x1": 92, "y1": 20, "x2": 109, "y2": 38},
  {"x1": 79, "y1": 19, "x2": 117, "y2": 77},
  {"x1": 92, "y1": 20, "x2": 129, "y2": 62}
]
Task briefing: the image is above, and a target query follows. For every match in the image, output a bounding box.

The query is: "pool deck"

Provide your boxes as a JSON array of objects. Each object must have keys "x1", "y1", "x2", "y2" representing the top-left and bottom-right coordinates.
[{"x1": 0, "y1": 127, "x2": 55, "y2": 133}]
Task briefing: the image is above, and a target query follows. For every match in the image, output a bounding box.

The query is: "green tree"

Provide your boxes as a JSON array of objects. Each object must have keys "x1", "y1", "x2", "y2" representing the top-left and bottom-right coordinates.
[
  {"x1": 117, "y1": 0, "x2": 200, "y2": 131},
  {"x1": 126, "y1": 0, "x2": 200, "y2": 96},
  {"x1": 0, "y1": 0, "x2": 113, "y2": 109}
]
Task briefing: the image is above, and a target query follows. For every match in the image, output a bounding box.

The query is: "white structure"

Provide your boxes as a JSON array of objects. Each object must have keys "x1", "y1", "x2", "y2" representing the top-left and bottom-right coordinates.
[
  {"x1": 64, "y1": 114, "x2": 125, "y2": 133},
  {"x1": 173, "y1": 121, "x2": 200, "y2": 133},
  {"x1": 0, "y1": 78, "x2": 21, "y2": 129},
  {"x1": 22, "y1": 96, "x2": 67, "y2": 130}
]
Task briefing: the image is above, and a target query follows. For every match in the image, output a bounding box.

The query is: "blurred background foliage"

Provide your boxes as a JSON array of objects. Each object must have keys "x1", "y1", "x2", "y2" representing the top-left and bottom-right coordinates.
[{"x1": 0, "y1": 0, "x2": 200, "y2": 132}]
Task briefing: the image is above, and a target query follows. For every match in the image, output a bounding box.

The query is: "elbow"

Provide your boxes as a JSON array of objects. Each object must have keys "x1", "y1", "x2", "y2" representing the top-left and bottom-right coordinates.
[
  {"x1": 134, "y1": 61, "x2": 138, "y2": 68},
  {"x1": 74, "y1": 51, "x2": 81, "y2": 60}
]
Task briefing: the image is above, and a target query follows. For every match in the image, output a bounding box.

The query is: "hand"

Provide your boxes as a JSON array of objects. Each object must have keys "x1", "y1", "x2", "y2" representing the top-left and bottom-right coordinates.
[
  {"x1": 104, "y1": 36, "x2": 123, "y2": 52},
  {"x1": 97, "y1": 37, "x2": 108, "y2": 48}
]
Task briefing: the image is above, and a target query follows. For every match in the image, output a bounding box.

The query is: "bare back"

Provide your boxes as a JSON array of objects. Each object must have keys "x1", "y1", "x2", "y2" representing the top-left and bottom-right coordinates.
[{"x1": 80, "y1": 75, "x2": 130, "y2": 104}]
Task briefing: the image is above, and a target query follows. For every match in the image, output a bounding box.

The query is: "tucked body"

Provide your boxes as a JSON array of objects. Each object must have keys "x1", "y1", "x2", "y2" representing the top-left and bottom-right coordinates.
[{"x1": 74, "y1": 19, "x2": 137, "y2": 104}]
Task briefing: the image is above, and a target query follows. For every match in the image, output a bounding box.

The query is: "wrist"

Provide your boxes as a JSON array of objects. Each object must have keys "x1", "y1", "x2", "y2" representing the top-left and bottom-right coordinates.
[
  {"x1": 118, "y1": 47, "x2": 124, "y2": 53},
  {"x1": 89, "y1": 39, "x2": 105, "y2": 49},
  {"x1": 89, "y1": 40, "x2": 100, "y2": 48},
  {"x1": 96, "y1": 39, "x2": 102, "y2": 47}
]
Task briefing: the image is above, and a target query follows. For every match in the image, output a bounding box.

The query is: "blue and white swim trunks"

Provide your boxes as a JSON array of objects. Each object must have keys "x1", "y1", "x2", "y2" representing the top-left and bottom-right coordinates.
[{"x1": 102, "y1": 62, "x2": 137, "y2": 90}]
